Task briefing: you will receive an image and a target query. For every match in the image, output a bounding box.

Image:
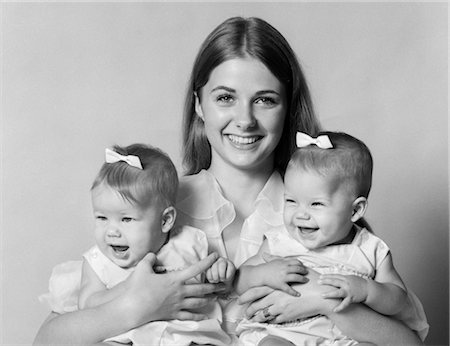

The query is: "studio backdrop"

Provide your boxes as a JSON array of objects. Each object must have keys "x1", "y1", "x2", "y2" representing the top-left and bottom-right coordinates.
[{"x1": 2, "y1": 2, "x2": 448, "y2": 345}]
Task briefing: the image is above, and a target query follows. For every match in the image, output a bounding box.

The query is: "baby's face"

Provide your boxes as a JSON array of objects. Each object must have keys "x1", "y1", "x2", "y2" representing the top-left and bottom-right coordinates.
[
  {"x1": 91, "y1": 184, "x2": 167, "y2": 268},
  {"x1": 283, "y1": 167, "x2": 356, "y2": 250}
]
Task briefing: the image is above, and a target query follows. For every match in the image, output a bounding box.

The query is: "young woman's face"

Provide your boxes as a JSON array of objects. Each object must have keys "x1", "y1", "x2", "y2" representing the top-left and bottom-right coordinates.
[
  {"x1": 196, "y1": 57, "x2": 287, "y2": 172},
  {"x1": 91, "y1": 184, "x2": 167, "y2": 268},
  {"x1": 283, "y1": 167, "x2": 356, "y2": 250}
]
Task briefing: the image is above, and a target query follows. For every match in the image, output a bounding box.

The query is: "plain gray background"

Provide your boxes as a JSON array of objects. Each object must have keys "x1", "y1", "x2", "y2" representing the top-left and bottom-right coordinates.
[{"x1": 2, "y1": 2, "x2": 448, "y2": 345}]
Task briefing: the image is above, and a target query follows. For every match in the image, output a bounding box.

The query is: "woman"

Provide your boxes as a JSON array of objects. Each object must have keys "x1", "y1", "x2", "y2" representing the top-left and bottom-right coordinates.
[{"x1": 34, "y1": 17, "x2": 425, "y2": 345}]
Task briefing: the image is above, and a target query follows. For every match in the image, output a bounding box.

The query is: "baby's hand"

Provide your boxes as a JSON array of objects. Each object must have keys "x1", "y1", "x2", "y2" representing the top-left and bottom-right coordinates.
[
  {"x1": 259, "y1": 254, "x2": 308, "y2": 297},
  {"x1": 318, "y1": 274, "x2": 368, "y2": 312},
  {"x1": 206, "y1": 257, "x2": 236, "y2": 287}
]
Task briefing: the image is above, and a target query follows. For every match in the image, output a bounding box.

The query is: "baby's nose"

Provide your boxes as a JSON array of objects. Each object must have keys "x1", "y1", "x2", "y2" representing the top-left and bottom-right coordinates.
[{"x1": 106, "y1": 225, "x2": 121, "y2": 237}]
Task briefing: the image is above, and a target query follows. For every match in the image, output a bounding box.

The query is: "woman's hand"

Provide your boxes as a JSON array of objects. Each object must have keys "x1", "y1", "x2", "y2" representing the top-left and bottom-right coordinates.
[
  {"x1": 123, "y1": 252, "x2": 226, "y2": 327},
  {"x1": 238, "y1": 269, "x2": 338, "y2": 323},
  {"x1": 33, "y1": 252, "x2": 226, "y2": 345}
]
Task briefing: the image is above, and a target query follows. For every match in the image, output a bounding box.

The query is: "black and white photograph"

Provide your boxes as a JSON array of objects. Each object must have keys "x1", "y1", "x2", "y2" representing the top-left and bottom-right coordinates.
[{"x1": 2, "y1": 1, "x2": 448, "y2": 345}]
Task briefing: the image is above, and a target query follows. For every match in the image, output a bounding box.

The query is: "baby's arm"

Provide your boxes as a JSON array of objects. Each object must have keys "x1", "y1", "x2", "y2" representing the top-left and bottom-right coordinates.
[
  {"x1": 78, "y1": 259, "x2": 126, "y2": 309},
  {"x1": 234, "y1": 240, "x2": 307, "y2": 296},
  {"x1": 320, "y1": 253, "x2": 407, "y2": 315}
]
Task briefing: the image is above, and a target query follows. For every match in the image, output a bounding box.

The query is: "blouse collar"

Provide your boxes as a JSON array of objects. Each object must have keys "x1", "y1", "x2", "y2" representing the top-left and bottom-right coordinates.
[{"x1": 177, "y1": 169, "x2": 284, "y2": 226}]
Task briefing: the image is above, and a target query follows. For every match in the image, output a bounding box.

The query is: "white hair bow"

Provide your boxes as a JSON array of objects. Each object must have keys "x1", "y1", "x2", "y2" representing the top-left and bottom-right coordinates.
[
  {"x1": 296, "y1": 132, "x2": 333, "y2": 149},
  {"x1": 105, "y1": 148, "x2": 143, "y2": 169}
]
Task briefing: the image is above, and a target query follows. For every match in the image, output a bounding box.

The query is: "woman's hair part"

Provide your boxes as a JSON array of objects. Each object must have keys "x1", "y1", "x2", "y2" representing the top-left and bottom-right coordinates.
[{"x1": 182, "y1": 16, "x2": 322, "y2": 175}]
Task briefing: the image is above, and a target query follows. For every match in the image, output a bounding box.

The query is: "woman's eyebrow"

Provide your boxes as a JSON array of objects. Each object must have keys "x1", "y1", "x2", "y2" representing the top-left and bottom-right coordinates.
[
  {"x1": 210, "y1": 86, "x2": 235, "y2": 93},
  {"x1": 210, "y1": 86, "x2": 281, "y2": 96},
  {"x1": 255, "y1": 90, "x2": 281, "y2": 96}
]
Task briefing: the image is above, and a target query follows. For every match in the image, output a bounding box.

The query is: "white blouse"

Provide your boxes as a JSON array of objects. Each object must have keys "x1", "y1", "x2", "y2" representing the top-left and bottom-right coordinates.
[
  {"x1": 176, "y1": 169, "x2": 285, "y2": 337},
  {"x1": 176, "y1": 169, "x2": 285, "y2": 268}
]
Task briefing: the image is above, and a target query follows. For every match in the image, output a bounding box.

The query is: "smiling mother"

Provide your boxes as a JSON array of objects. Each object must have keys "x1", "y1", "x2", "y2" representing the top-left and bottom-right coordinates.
[{"x1": 34, "y1": 17, "x2": 426, "y2": 345}]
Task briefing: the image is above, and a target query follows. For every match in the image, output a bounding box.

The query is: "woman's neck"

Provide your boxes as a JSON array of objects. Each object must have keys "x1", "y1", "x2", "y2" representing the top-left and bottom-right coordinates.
[{"x1": 208, "y1": 161, "x2": 274, "y2": 218}]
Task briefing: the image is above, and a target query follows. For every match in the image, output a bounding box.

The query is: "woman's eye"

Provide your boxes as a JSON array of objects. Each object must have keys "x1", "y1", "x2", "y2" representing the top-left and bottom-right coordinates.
[
  {"x1": 255, "y1": 97, "x2": 276, "y2": 106},
  {"x1": 96, "y1": 216, "x2": 107, "y2": 221},
  {"x1": 311, "y1": 202, "x2": 324, "y2": 207},
  {"x1": 285, "y1": 198, "x2": 296, "y2": 204},
  {"x1": 216, "y1": 94, "x2": 234, "y2": 104},
  {"x1": 122, "y1": 217, "x2": 133, "y2": 223}
]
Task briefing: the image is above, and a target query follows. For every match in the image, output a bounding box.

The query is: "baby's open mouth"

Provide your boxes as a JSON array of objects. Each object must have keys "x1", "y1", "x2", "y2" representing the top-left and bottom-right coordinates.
[
  {"x1": 298, "y1": 227, "x2": 318, "y2": 234},
  {"x1": 111, "y1": 245, "x2": 129, "y2": 253}
]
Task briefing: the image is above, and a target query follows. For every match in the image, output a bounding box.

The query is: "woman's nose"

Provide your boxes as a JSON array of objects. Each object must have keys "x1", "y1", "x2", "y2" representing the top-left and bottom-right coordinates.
[{"x1": 235, "y1": 102, "x2": 256, "y2": 129}]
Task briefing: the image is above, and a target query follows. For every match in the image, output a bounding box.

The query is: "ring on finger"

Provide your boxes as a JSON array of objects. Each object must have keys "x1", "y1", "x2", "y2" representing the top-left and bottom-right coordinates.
[{"x1": 262, "y1": 306, "x2": 271, "y2": 319}]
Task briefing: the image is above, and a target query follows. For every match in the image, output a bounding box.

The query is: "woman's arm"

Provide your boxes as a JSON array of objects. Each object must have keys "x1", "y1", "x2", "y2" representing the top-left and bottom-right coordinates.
[
  {"x1": 239, "y1": 269, "x2": 423, "y2": 346},
  {"x1": 78, "y1": 259, "x2": 126, "y2": 309},
  {"x1": 34, "y1": 253, "x2": 224, "y2": 345},
  {"x1": 327, "y1": 304, "x2": 422, "y2": 346}
]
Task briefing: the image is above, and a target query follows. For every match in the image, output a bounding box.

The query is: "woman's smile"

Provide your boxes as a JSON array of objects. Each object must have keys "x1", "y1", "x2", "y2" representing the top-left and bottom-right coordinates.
[
  {"x1": 226, "y1": 134, "x2": 263, "y2": 151},
  {"x1": 196, "y1": 57, "x2": 286, "y2": 172}
]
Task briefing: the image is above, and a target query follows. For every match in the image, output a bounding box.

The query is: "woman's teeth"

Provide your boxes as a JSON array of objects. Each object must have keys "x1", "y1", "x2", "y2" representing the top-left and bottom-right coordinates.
[{"x1": 228, "y1": 135, "x2": 259, "y2": 144}]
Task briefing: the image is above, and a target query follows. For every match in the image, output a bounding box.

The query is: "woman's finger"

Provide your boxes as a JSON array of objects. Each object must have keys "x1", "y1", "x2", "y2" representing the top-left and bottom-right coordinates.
[
  {"x1": 245, "y1": 294, "x2": 277, "y2": 318},
  {"x1": 175, "y1": 310, "x2": 208, "y2": 321},
  {"x1": 288, "y1": 264, "x2": 308, "y2": 275},
  {"x1": 333, "y1": 297, "x2": 351, "y2": 313},
  {"x1": 183, "y1": 282, "x2": 226, "y2": 297},
  {"x1": 249, "y1": 306, "x2": 274, "y2": 323},
  {"x1": 261, "y1": 252, "x2": 281, "y2": 263},
  {"x1": 280, "y1": 283, "x2": 301, "y2": 297},
  {"x1": 286, "y1": 273, "x2": 309, "y2": 284},
  {"x1": 321, "y1": 288, "x2": 345, "y2": 299},
  {"x1": 238, "y1": 286, "x2": 274, "y2": 304},
  {"x1": 318, "y1": 277, "x2": 344, "y2": 288},
  {"x1": 137, "y1": 252, "x2": 158, "y2": 272},
  {"x1": 178, "y1": 253, "x2": 219, "y2": 282},
  {"x1": 320, "y1": 273, "x2": 345, "y2": 279},
  {"x1": 179, "y1": 297, "x2": 214, "y2": 310}
]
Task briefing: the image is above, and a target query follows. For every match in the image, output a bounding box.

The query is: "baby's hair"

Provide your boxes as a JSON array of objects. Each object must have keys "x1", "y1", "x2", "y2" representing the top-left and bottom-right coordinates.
[
  {"x1": 289, "y1": 132, "x2": 373, "y2": 198},
  {"x1": 92, "y1": 143, "x2": 178, "y2": 209}
]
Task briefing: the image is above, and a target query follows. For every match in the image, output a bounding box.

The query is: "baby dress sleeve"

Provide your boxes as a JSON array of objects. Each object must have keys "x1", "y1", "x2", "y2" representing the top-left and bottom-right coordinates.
[
  {"x1": 359, "y1": 229, "x2": 429, "y2": 340},
  {"x1": 38, "y1": 260, "x2": 82, "y2": 313}
]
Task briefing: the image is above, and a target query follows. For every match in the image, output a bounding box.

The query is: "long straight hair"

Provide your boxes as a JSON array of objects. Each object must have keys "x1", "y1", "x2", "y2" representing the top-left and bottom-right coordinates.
[{"x1": 182, "y1": 17, "x2": 321, "y2": 175}]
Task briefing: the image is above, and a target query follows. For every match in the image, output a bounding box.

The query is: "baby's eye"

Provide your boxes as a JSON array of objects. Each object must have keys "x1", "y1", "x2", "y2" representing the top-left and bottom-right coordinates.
[
  {"x1": 96, "y1": 215, "x2": 107, "y2": 221},
  {"x1": 311, "y1": 202, "x2": 325, "y2": 207},
  {"x1": 284, "y1": 198, "x2": 296, "y2": 204},
  {"x1": 122, "y1": 217, "x2": 134, "y2": 223}
]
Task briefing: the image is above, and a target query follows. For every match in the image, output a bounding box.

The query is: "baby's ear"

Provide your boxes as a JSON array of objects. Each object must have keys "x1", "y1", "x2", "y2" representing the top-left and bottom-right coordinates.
[
  {"x1": 161, "y1": 206, "x2": 177, "y2": 233},
  {"x1": 351, "y1": 197, "x2": 368, "y2": 223}
]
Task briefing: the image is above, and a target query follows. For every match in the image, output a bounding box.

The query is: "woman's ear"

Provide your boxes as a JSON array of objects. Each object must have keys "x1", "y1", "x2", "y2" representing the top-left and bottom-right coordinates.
[
  {"x1": 351, "y1": 197, "x2": 368, "y2": 223},
  {"x1": 161, "y1": 206, "x2": 177, "y2": 233},
  {"x1": 194, "y1": 92, "x2": 204, "y2": 120}
]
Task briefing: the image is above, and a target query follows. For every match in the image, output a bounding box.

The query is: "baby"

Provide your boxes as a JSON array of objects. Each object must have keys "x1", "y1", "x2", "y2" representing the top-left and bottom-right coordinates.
[
  {"x1": 41, "y1": 143, "x2": 233, "y2": 346},
  {"x1": 235, "y1": 132, "x2": 412, "y2": 346}
]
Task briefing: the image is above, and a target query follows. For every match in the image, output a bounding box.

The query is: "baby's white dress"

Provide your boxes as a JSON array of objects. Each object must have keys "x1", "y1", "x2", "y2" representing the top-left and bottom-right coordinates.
[
  {"x1": 40, "y1": 225, "x2": 231, "y2": 346},
  {"x1": 236, "y1": 226, "x2": 429, "y2": 346}
]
